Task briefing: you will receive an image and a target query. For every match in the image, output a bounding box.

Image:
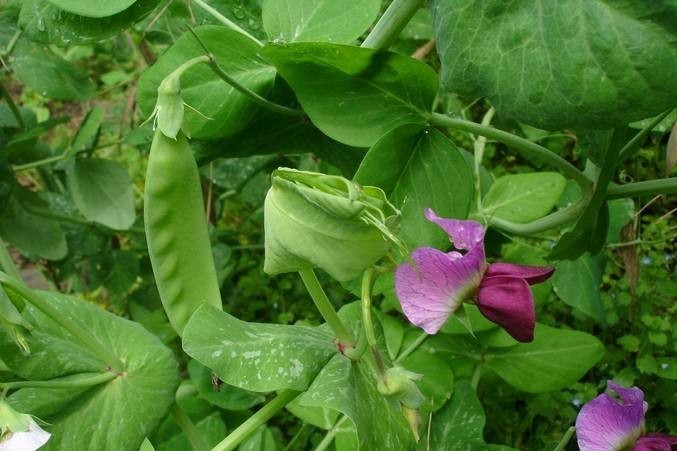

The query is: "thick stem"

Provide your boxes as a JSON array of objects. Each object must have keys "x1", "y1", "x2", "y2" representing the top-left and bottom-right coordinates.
[
  {"x1": 482, "y1": 198, "x2": 588, "y2": 236},
  {"x1": 473, "y1": 107, "x2": 496, "y2": 212},
  {"x1": 298, "y1": 269, "x2": 355, "y2": 346},
  {"x1": 171, "y1": 403, "x2": 208, "y2": 451},
  {"x1": 0, "y1": 237, "x2": 22, "y2": 283},
  {"x1": 0, "y1": 372, "x2": 116, "y2": 390},
  {"x1": 191, "y1": 0, "x2": 262, "y2": 46},
  {"x1": 0, "y1": 273, "x2": 124, "y2": 372},
  {"x1": 211, "y1": 390, "x2": 299, "y2": 451},
  {"x1": 470, "y1": 361, "x2": 483, "y2": 390},
  {"x1": 361, "y1": 0, "x2": 425, "y2": 50},
  {"x1": 552, "y1": 426, "x2": 576, "y2": 451},
  {"x1": 606, "y1": 178, "x2": 677, "y2": 199},
  {"x1": 431, "y1": 113, "x2": 592, "y2": 193}
]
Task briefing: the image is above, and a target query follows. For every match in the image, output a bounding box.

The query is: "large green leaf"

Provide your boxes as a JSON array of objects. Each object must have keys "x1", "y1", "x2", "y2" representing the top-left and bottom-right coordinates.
[
  {"x1": 354, "y1": 125, "x2": 473, "y2": 249},
  {"x1": 182, "y1": 304, "x2": 336, "y2": 392},
  {"x1": 44, "y1": 0, "x2": 136, "y2": 17},
  {"x1": 429, "y1": 380, "x2": 519, "y2": 451},
  {"x1": 11, "y1": 40, "x2": 94, "y2": 101},
  {"x1": 0, "y1": 187, "x2": 67, "y2": 260},
  {"x1": 482, "y1": 172, "x2": 566, "y2": 223},
  {"x1": 484, "y1": 324, "x2": 604, "y2": 393},
  {"x1": 262, "y1": 0, "x2": 380, "y2": 43},
  {"x1": 68, "y1": 158, "x2": 136, "y2": 230},
  {"x1": 1, "y1": 292, "x2": 179, "y2": 451},
  {"x1": 19, "y1": 0, "x2": 162, "y2": 46},
  {"x1": 262, "y1": 42, "x2": 438, "y2": 147},
  {"x1": 137, "y1": 26, "x2": 276, "y2": 139},
  {"x1": 432, "y1": 0, "x2": 677, "y2": 129},
  {"x1": 552, "y1": 253, "x2": 606, "y2": 323}
]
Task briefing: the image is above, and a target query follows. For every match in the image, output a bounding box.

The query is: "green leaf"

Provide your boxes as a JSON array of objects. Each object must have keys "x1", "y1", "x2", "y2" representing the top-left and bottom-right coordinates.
[
  {"x1": 140, "y1": 438, "x2": 155, "y2": 451},
  {"x1": 69, "y1": 106, "x2": 104, "y2": 156},
  {"x1": 482, "y1": 172, "x2": 566, "y2": 223},
  {"x1": 187, "y1": 359, "x2": 265, "y2": 411},
  {"x1": 19, "y1": 0, "x2": 162, "y2": 46},
  {"x1": 137, "y1": 25, "x2": 276, "y2": 139},
  {"x1": 1, "y1": 292, "x2": 180, "y2": 451},
  {"x1": 262, "y1": 42, "x2": 438, "y2": 147},
  {"x1": 429, "y1": 380, "x2": 485, "y2": 450},
  {"x1": 68, "y1": 158, "x2": 136, "y2": 230},
  {"x1": 182, "y1": 304, "x2": 336, "y2": 392},
  {"x1": 44, "y1": 0, "x2": 136, "y2": 17},
  {"x1": 296, "y1": 352, "x2": 414, "y2": 450},
  {"x1": 262, "y1": 0, "x2": 380, "y2": 43},
  {"x1": 552, "y1": 253, "x2": 606, "y2": 323},
  {"x1": 0, "y1": 187, "x2": 67, "y2": 260},
  {"x1": 11, "y1": 40, "x2": 94, "y2": 101},
  {"x1": 156, "y1": 413, "x2": 226, "y2": 451},
  {"x1": 484, "y1": 324, "x2": 604, "y2": 393},
  {"x1": 354, "y1": 125, "x2": 473, "y2": 248},
  {"x1": 239, "y1": 426, "x2": 280, "y2": 451},
  {"x1": 606, "y1": 199, "x2": 634, "y2": 244},
  {"x1": 400, "y1": 349, "x2": 454, "y2": 412},
  {"x1": 433, "y1": 0, "x2": 677, "y2": 130}
]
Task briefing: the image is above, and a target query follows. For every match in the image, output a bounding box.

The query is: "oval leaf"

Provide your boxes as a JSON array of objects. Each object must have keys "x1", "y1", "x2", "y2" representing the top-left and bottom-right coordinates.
[
  {"x1": 433, "y1": 0, "x2": 677, "y2": 129},
  {"x1": 552, "y1": 253, "x2": 606, "y2": 323},
  {"x1": 262, "y1": 42, "x2": 438, "y2": 147},
  {"x1": 482, "y1": 172, "x2": 566, "y2": 223},
  {"x1": 44, "y1": 0, "x2": 136, "y2": 18},
  {"x1": 262, "y1": 0, "x2": 381, "y2": 43},
  {"x1": 68, "y1": 158, "x2": 136, "y2": 230}
]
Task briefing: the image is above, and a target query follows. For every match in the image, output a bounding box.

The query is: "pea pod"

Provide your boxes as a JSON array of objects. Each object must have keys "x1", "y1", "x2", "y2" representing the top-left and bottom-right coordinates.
[{"x1": 144, "y1": 129, "x2": 222, "y2": 334}]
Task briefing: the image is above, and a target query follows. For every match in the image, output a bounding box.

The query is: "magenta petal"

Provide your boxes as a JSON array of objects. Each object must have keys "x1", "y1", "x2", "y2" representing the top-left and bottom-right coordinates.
[
  {"x1": 395, "y1": 247, "x2": 483, "y2": 334},
  {"x1": 634, "y1": 434, "x2": 677, "y2": 451},
  {"x1": 476, "y1": 276, "x2": 535, "y2": 342},
  {"x1": 485, "y1": 262, "x2": 554, "y2": 285},
  {"x1": 576, "y1": 382, "x2": 646, "y2": 451},
  {"x1": 424, "y1": 209, "x2": 484, "y2": 251}
]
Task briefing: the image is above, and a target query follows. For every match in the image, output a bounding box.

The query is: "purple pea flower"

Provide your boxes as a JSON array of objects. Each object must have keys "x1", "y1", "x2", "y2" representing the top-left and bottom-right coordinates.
[
  {"x1": 394, "y1": 209, "x2": 553, "y2": 342},
  {"x1": 576, "y1": 381, "x2": 677, "y2": 451}
]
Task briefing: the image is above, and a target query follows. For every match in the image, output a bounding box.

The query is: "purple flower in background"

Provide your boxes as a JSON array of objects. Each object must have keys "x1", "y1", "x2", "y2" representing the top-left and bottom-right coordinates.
[
  {"x1": 394, "y1": 209, "x2": 553, "y2": 342},
  {"x1": 576, "y1": 381, "x2": 677, "y2": 451}
]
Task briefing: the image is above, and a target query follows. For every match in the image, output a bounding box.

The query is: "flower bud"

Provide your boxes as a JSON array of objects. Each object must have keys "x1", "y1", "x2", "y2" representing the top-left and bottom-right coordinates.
[
  {"x1": 376, "y1": 367, "x2": 425, "y2": 409},
  {"x1": 264, "y1": 168, "x2": 402, "y2": 281}
]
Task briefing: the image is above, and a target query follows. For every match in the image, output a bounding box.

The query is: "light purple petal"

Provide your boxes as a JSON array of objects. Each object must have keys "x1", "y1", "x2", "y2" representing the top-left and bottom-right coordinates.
[
  {"x1": 424, "y1": 209, "x2": 484, "y2": 251},
  {"x1": 395, "y1": 247, "x2": 483, "y2": 334},
  {"x1": 576, "y1": 382, "x2": 646, "y2": 451},
  {"x1": 634, "y1": 434, "x2": 677, "y2": 451},
  {"x1": 476, "y1": 276, "x2": 535, "y2": 342},
  {"x1": 485, "y1": 262, "x2": 554, "y2": 285}
]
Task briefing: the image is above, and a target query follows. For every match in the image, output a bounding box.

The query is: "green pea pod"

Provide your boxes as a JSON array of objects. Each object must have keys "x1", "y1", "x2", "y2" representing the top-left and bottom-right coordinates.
[{"x1": 144, "y1": 129, "x2": 222, "y2": 334}]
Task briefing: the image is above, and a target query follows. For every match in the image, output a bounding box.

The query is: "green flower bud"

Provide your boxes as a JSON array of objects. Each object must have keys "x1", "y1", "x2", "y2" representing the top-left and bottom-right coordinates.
[
  {"x1": 264, "y1": 168, "x2": 402, "y2": 281},
  {"x1": 376, "y1": 367, "x2": 425, "y2": 410}
]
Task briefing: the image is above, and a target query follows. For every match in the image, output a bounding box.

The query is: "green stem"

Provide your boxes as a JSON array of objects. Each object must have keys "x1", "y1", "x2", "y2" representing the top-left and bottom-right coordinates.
[
  {"x1": 24, "y1": 204, "x2": 144, "y2": 235},
  {"x1": 315, "y1": 416, "x2": 349, "y2": 451},
  {"x1": 171, "y1": 403, "x2": 208, "y2": 451},
  {"x1": 282, "y1": 424, "x2": 308, "y2": 451},
  {"x1": 0, "y1": 83, "x2": 25, "y2": 130},
  {"x1": 606, "y1": 178, "x2": 677, "y2": 199},
  {"x1": 482, "y1": 198, "x2": 588, "y2": 236},
  {"x1": 2, "y1": 29, "x2": 22, "y2": 58},
  {"x1": 552, "y1": 426, "x2": 576, "y2": 451},
  {"x1": 618, "y1": 109, "x2": 674, "y2": 162},
  {"x1": 211, "y1": 390, "x2": 299, "y2": 451},
  {"x1": 431, "y1": 113, "x2": 592, "y2": 193},
  {"x1": 473, "y1": 107, "x2": 496, "y2": 212},
  {"x1": 186, "y1": 28, "x2": 304, "y2": 117},
  {"x1": 361, "y1": 268, "x2": 387, "y2": 379},
  {"x1": 0, "y1": 237, "x2": 22, "y2": 283},
  {"x1": 361, "y1": 0, "x2": 424, "y2": 50},
  {"x1": 0, "y1": 273, "x2": 124, "y2": 372},
  {"x1": 298, "y1": 269, "x2": 355, "y2": 346},
  {"x1": 470, "y1": 361, "x2": 483, "y2": 390},
  {"x1": 190, "y1": 0, "x2": 262, "y2": 46},
  {"x1": 394, "y1": 330, "x2": 428, "y2": 364},
  {"x1": 12, "y1": 154, "x2": 67, "y2": 172},
  {"x1": 0, "y1": 371, "x2": 116, "y2": 390}
]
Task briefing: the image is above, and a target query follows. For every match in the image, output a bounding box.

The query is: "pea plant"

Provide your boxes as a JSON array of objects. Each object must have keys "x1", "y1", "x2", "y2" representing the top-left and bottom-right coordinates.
[{"x1": 0, "y1": 0, "x2": 676, "y2": 450}]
